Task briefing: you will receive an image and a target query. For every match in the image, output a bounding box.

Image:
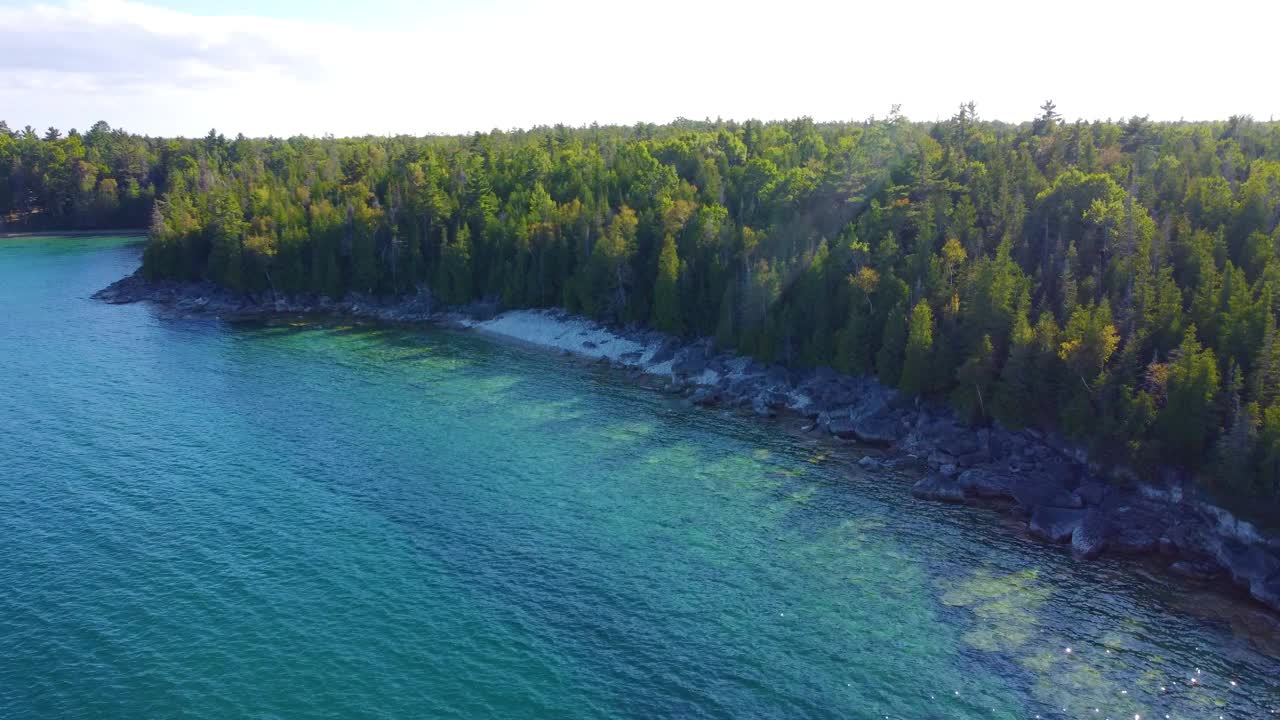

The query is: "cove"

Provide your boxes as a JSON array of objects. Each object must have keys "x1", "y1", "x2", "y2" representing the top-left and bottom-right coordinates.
[{"x1": 2, "y1": 235, "x2": 1279, "y2": 719}]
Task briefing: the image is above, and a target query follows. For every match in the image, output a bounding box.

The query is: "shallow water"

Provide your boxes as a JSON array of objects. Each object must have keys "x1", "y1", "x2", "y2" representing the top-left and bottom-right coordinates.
[{"x1": 2, "y1": 235, "x2": 1278, "y2": 719}]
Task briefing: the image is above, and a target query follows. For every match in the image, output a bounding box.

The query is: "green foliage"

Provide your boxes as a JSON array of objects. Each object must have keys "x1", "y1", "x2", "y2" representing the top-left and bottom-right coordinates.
[
  {"x1": 8, "y1": 112, "x2": 1280, "y2": 495},
  {"x1": 1157, "y1": 328, "x2": 1221, "y2": 468},
  {"x1": 900, "y1": 300, "x2": 936, "y2": 396},
  {"x1": 651, "y1": 234, "x2": 681, "y2": 335}
]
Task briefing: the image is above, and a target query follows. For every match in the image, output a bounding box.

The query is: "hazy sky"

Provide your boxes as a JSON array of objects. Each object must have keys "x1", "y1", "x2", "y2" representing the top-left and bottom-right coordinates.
[{"x1": 2, "y1": 0, "x2": 1276, "y2": 137}]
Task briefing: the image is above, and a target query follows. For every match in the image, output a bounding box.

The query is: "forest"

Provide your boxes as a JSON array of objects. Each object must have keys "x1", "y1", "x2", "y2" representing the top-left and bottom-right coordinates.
[{"x1": 4, "y1": 109, "x2": 1280, "y2": 498}]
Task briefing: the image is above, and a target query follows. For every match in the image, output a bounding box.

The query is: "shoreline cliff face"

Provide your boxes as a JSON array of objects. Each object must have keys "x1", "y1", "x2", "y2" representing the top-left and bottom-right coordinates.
[{"x1": 94, "y1": 271, "x2": 1280, "y2": 616}]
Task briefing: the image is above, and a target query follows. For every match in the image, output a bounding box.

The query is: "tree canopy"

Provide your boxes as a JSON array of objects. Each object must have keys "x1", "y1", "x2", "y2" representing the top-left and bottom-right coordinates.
[{"x1": 5, "y1": 111, "x2": 1280, "y2": 496}]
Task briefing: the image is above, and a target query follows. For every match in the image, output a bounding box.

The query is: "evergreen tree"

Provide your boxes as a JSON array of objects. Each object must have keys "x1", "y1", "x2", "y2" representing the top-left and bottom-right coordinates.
[
  {"x1": 652, "y1": 233, "x2": 681, "y2": 334},
  {"x1": 899, "y1": 300, "x2": 935, "y2": 396},
  {"x1": 1157, "y1": 327, "x2": 1221, "y2": 468}
]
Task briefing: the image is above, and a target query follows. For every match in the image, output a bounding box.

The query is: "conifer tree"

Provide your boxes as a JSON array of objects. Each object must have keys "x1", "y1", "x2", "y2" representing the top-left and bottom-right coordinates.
[
  {"x1": 899, "y1": 300, "x2": 935, "y2": 395},
  {"x1": 652, "y1": 233, "x2": 681, "y2": 335}
]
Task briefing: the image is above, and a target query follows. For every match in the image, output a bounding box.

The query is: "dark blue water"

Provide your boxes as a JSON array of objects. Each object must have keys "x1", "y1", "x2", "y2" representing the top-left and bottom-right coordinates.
[{"x1": 2, "y1": 235, "x2": 1278, "y2": 719}]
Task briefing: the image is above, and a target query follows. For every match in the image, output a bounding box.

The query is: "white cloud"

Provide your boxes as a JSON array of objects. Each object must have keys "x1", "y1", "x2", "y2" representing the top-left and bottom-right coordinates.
[{"x1": 1, "y1": 0, "x2": 1276, "y2": 137}]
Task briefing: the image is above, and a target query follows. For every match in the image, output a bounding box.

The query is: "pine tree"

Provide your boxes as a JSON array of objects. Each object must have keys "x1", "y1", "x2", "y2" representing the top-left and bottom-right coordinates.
[
  {"x1": 652, "y1": 233, "x2": 681, "y2": 335},
  {"x1": 1256, "y1": 405, "x2": 1280, "y2": 495},
  {"x1": 1215, "y1": 363, "x2": 1258, "y2": 490},
  {"x1": 436, "y1": 223, "x2": 473, "y2": 305},
  {"x1": 1157, "y1": 327, "x2": 1221, "y2": 467},
  {"x1": 715, "y1": 282, "x2": 737, "y2": 349},
  {"x1": 876, "y1": 305, "x2": 908, "y2": 388},
  {"x1": 899, "y1": 300, "x2": 935, "y2": 395},
  {"x1": 953, "y1": 334, "x2": 997, "y2": 423},
  {"x1": 1252, "y1": 300, "x2": 1280, "y2": 408},
  {"x1": 993, "y1": 310, "x2": 1036, "y2": 427}
]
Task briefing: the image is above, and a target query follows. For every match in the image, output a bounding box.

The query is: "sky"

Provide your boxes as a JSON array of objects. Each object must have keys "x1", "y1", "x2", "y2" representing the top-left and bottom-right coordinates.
[{"x1": 1, "y1": 0, "x2": 1276, "y2": 138}]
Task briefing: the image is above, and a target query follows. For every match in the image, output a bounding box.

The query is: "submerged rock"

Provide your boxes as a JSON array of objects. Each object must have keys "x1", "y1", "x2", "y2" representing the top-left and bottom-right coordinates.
[{"x1": 97, "y1": 270, "x2": 1280, "y2": 619}]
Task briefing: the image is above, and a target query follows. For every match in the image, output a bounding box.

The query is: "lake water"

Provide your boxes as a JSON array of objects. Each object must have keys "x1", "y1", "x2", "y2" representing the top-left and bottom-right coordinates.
[{"x1": 2, "y1": 235, "x2": 1278, "y2": 719}]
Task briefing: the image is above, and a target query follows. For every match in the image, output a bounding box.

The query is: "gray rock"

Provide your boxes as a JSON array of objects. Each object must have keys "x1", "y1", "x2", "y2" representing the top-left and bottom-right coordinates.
[
  {"x1": 938, "y1": 432, "x2": 980, "y2": 458},
  {"x1": 927, "y1": 450, "x2": 956, "y2": 467},
  {"x1": 1071, "y1": 510, "x2": 1108, "y2": 559},
  {"x1": 826, "y1": 414, "x2": 856, "y2": 437},
  {"x1": 751, "y1": 396, "x2": 776, "y2": 418},
  {"x1": 1253, "y1": 571, "x2": 1280, "y2": 612},
  {"x1": 689, "y1": 387, "x2": 720, "y2": 406},
  {"x1": 765, "y1": 365, "x2": 790, "y2": 387},
  {"x1": 955, "y1": 468, "x2": 1013, "y2": 500},
  {"x1": 1160, "y1": 514, "x2": 1217, "y2": 559},
  {"x1": 912, "y1": 473, "x2": 966, "y2": 503},
  {"x1": 858, "y1": 455, "x2": 882, "y2": 469},
  {"x1": 1072, "y1": 480, "x2": 1107, "y2": 507},
  {"x1": 645, "y1": 338, "x2": 681, "y2": 366},
  {"x1": 1011, "y1": 475, "x2": 1080, "y2": 511},
  {"x1": 1218, "y1": 541, "x2": 1280, "y2": 590},
  {"x1": 852, "y1": 415, "x2": 901, "y2": 446},
  {"x1": 1029, "y1": 506, "x2": 1087, "y2": 543},
  {"x1": 671, "y1": 346, "x2": 708, "y2": 376},
  {"x1": 1105, "y1": 500, "x2": 1169, "y2": 555}
]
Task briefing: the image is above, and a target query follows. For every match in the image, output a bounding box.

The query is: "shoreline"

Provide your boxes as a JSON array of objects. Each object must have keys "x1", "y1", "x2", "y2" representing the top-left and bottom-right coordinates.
[
  {"x1": 92, "y1": 270, "x2": 1280, "y2": 621},
  {"x1": 1, "y1": 229, "x2": 147, "y2": 239}
]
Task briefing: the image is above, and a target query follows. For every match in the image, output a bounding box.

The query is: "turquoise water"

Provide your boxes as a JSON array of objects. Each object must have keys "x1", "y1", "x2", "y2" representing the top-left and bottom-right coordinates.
[{"x1": 2, "y1": 236, "x2": 1279, "y2": 719}]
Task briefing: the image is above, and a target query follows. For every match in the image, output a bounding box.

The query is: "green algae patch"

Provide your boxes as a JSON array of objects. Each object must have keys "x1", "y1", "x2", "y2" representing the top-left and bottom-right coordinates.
[{"x1": 939, "y1": 569, "x2": 1050, "y2": 653}]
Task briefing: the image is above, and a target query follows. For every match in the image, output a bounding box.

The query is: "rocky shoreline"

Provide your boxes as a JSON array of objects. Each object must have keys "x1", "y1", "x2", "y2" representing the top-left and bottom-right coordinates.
[{"x1": 94, "y1": 271, "x2": 1280, "y2": 617}]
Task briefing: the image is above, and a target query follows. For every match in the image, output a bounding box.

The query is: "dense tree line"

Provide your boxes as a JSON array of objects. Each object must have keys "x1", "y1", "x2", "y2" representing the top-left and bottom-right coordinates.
[
  {"x1": 0, "y1": 121, "x2": 157, "y2": 229},
  {"x1": 5, "y1": 110, "x2": 1280, "y2": 498}
]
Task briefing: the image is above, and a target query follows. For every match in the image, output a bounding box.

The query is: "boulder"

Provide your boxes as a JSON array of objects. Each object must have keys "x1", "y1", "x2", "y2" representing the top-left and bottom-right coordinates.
[
  {"x1": 1160, "y1": 514, "x2": 1217, "y2": 559},
  {"x1": 765, "y1": 364, "x2": 790, "y2": 387},
  {"x1": 1029, "y1": 506, "x2": 1087, "y2": 543},
  {"x1": 1253, "y1": 571, "x2": 1280, "y2": 613},
  {"x1": 751, "y1": 396, "x2": 776, "y2": 418},
  {"x1": 1104, "y1": 500, "x2": 1169, "y2": 555},
  {"x1": 955, "y1": 468, "x2": 1013, "y2": 500},
  {"x1": 1218, "y1": 541, "x2": 1280, "y2": 590},
  {"x1": 646, "y1": 338, "x2": 681, "y2": 367},
  {"x1": 689, "y1": 387, "x2": 721, "y2": 407},
  {"x1": 1011, "y1": 474, "x2": 1080, "y2": 511},
  {"x1": 911, "y1": 473, "x2": 966, "y2": 503},
  {"x1": 1072, "y1": 479, "x2": 1107, "y2": 507},
  {"x1": 826, "y1": 415, "x2": 857, "y2": 439},
  {"x1": 938, "y1": 431, "x2": 981, "y2": 459},
  {"x1": 851, "y1": 415, "x2": 902, "y2": 446},
  {"x1": 858, "y1": 455, "x2": 882, "y2": 469},
  {"x1": 1071, "y1": 510, "x2": 1108, "y2": 559},
  {"x1": 671, "y1": 346, "x2": 709, "y2": 376},
  {"x1": 927, "y1": 450, "x2": 956, "y2": 468}
]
